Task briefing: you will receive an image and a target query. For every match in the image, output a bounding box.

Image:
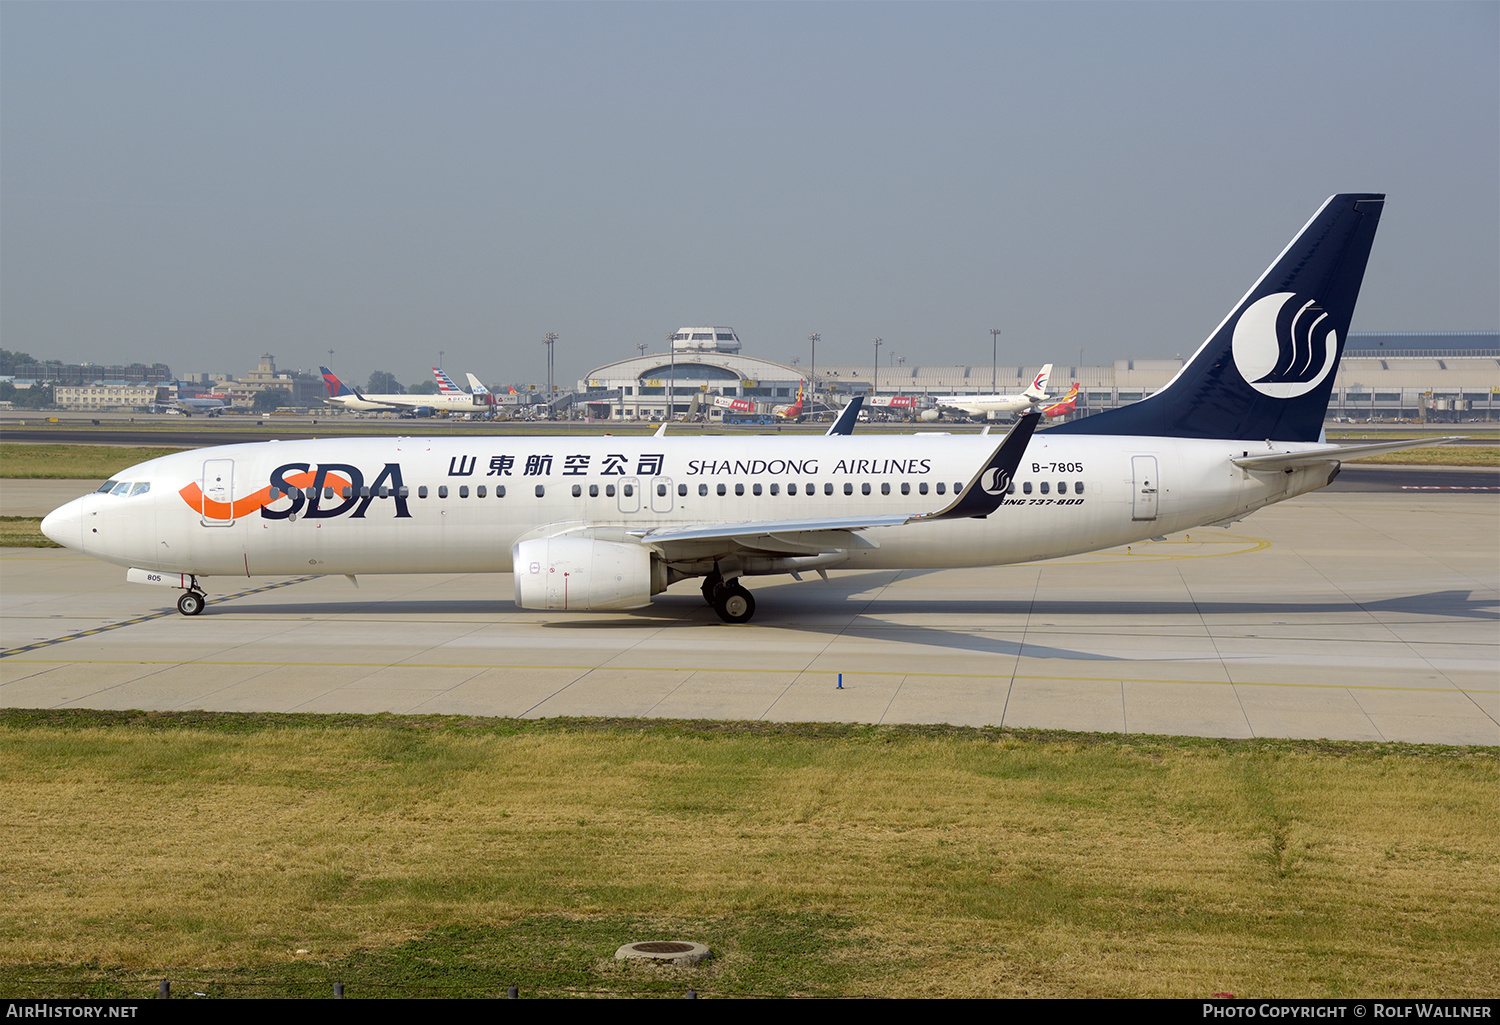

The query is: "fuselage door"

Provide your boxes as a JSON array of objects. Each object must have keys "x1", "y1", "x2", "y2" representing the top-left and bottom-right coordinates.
[
  {"x1": 1131, "y1": 455, "x2": 1159, "y2": 521},
  {"x1": 201, "y1": 458, "x2": 236, "y2": 527},
  {"x1": 618, "y1": 476, "x2": 641, "y2": 514},
  {"x1": 651, "y1": 477, "x2": 674, "y2": 513}
]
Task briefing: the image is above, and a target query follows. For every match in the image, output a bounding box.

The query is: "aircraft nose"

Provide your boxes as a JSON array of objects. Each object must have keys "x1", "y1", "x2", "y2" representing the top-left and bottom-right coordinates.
[{"x1": 40, "y1": 499, "x2": 86, "y2": 551}]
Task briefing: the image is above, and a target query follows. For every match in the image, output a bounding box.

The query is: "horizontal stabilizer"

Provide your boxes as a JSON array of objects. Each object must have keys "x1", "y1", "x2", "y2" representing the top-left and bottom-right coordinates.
[{"x1": 1232, "y1": 437, "x2": 1463, "y2": 471}]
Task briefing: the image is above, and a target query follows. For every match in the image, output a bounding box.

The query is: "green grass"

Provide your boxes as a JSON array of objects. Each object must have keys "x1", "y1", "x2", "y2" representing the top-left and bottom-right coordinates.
[
  {"x1": 0, "y1": 516, "x2": 59, "y2": 547},
  {"x1": 0, "y1": 444, "x2": 187, "y2": 478},
  {"x1": 0, "y1": 711, "x2": 1494, "y2": 998}
]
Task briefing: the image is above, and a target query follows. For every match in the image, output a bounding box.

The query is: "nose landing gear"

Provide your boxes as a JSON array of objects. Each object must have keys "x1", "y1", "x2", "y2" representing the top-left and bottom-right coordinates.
[{"x1": 176, "y1": 581, "x2": 207, "y2": 616}]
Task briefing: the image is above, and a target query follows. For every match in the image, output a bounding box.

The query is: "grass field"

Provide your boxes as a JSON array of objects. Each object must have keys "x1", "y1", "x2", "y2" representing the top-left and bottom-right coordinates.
[
  {"x1": 0, "y1": 516, "x2": 58, "y2": 547},
  {"x1": 0, "y1": 444, "x2": 188, "y2": 478},
  {"x1": 0, "y1": 711, "x2": 1494, "y2": 999}
]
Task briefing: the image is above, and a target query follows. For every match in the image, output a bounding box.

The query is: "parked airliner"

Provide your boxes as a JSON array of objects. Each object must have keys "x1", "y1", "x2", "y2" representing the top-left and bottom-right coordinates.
[
  {"x1": 923, "y1": 364, "x2": 1053, "y2": 421},
  {"x1": 43, "y1": 194, "x2": 1446, "y2": 624}
]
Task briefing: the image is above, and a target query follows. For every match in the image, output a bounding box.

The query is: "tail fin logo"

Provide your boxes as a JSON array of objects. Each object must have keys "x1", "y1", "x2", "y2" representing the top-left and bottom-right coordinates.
[{"x1": 1231, "y1": 292, "x2": 1338, "y2": 399}]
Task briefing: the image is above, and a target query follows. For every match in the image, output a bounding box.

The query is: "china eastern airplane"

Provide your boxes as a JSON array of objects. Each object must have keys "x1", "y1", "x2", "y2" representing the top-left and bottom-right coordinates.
[
  {"x1": 43, "y1": 194, "x2": 1451, "y2": 624},
  {"x1": 923, "y1": 364, "x2": 1053, "y2": 421}
]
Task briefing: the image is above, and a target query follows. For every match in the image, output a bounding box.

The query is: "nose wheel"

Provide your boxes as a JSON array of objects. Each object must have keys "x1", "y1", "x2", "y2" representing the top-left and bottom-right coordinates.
[{"x1": 176, "y1": 589, "x2": 206, "y2": 616}]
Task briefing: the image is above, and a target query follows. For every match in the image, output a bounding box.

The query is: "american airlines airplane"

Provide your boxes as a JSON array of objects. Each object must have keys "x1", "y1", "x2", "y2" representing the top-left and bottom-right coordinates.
[
  {"x1": 923, "y1": 364, "x2": 1053, "y2": 421},
  {"x1": 43, "y1": 194, "x2": 1445, "y2": 624}
]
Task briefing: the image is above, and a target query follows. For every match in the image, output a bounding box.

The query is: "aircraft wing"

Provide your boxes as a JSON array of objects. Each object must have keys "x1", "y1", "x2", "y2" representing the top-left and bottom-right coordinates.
[
  {"x1": 1231, "y1": 437, "x2": 1463, "y2": 470},
  {"x1": 824, "y1": 396, "x2": 864, "y2": 436},
  {"x1": 619, "y1": 412, "x2": 1039, "y2": 559}
]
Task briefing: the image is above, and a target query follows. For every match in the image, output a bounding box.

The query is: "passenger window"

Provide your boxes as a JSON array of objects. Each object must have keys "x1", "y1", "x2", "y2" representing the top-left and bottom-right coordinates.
[
  {"x1": 592, "y1": 485, "x2": 601, "y2": 498},
  {"x1": 398, "y1": 486, "x2": 409, "y2": 499},
  {"x1": 623, "y1": 484, "x2": 634, "y2": 497},
  {"x1": 459, "y1": 486, "x2": 469, "y2": 499},
  {"x1": 1076, "y1": 482, "x2": 1085, "y2": 494},
  {"x1": 824, "y1": 483, "x2": 833, "y2": 496},
  {"x1": 881, "y1": 483, "x2": 890, "y2": 496},
  {"x1": 477, "y1": 486, "x2": 487, "y2": 498},
  {"x1": 1007, "y1": 482, "x2": 1016, "y2": 495},
  {"x1": 770, "y1": 483, "x2": 779, "y2": 496},
  {"x1": 323, "y1": 487, "x2": 334, "y2": 500},
  {"x1": 1023, "y1": 482, "x2": 1032, "y2": 495},
  {"x1": 901, "y1": 482, "x2": 910, "y2": 495},
  {"x1": 936, "y1": 483, "x2": 946, "y2": 495},
  {"x1": 678, "y1": 484, "x2": 687, "y2": 497},
  {"x1": 439, "y1": 485, "x2": 449, "y2": 499},
  {"x1": 606, "y1": 484, "x2": 615, "y2": 497},
  {"x1": 418, "y1": 486, "x2": 429, "y2": 499},
  {"x1": 919, "y1": 482, "x2": 928, "y2": 495},
  {"x1": 1040, "y1": 482, "x2": 1049, "y2": 495},
  {"x1": 378, "y1": 486, "x2": 391, "y2": 498},
  {"x1": 752, "y1": 484, "x2": 761, "y2": 496},
  {"x1": 717, "y1": 484, "x2": 726, "y2": 496},
  {"x1": 1058, "y1": 481, "x2": 1067, "y2": 494},
  {"x1": 535, "y1": 485, "x2": 545, "y2": 497},
  {"x1": 497, "y1": 485, "x2": 507, "y2": 498},
  {"x1": 305, "y1": 487, "x2": 316, "y2": 500},
  {"x1": 343, "y1": 487, "x2": 353, "y2": 499},
  {"x1": 861, "y1": 483, "x2": 871, "y2": 496},
  {"x1": 698, "y1": 484, "x2": 708, "y2": 497},
  {"x1": 571, "y1": 484, "x2": 582, "y2": 497},
  {"x1": 657, "y1": 483, "x2": 667, "y2": 497},
  {"x1": 788, "y1": 483, "x2": 798, "y2": 496},
  {"x1": 843, "y1": 483, "x2": 853, "y2": 496}
]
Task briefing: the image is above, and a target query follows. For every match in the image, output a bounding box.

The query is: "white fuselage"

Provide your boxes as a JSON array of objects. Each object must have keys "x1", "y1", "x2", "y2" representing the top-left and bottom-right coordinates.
[
  {"x1": 44, "y1": 432, "x2": 1332, "y2": 583},
  {"x1": 325, "y1": 392, "x2": 483, "y2": 414}
]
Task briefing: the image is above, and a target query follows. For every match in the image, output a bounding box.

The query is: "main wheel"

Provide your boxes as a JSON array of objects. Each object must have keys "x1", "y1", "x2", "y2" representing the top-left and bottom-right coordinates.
[
  {"x1": 177, "y1": 591, "x2": 206, "y2": 616},
  {"x1": 712, "y1": 582, "x2": 755, "y2": 624},
  {"x1": 700, "y1": 571, "x2": 722, "y2": 607}
]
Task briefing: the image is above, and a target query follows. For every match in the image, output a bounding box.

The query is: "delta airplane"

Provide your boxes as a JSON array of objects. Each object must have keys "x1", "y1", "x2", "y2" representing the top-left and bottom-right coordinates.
[
  {"x1": 320, "y1": 367, "x2": 487, "y2": 416},
  {"x1": 43, "y1": 194, "x2": 1449, "y2": 625},
  {"x1": 923, "y1": 364, "x2": 1053, "y2": 421}
]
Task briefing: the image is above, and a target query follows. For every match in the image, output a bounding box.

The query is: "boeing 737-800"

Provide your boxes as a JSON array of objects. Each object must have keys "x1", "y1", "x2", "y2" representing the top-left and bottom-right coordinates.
[{"x1": 44, "y1": 194, "x2": 1445, "y2": 624}]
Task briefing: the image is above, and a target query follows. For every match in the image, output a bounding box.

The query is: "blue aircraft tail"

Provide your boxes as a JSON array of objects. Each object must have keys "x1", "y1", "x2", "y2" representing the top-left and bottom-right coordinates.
[
  {"x1": 320, "y1": 366, "x2": 355, "y2": 398},
  {"x1": 1047, "y1": 193, "x2": 1384, "y2": 442}
]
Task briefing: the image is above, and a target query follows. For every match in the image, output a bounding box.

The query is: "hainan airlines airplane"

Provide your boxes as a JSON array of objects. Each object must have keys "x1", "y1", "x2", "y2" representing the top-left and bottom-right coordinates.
[
  {"x1": 1040, "y1": 383, "x2": 1080, "y2": 419},
  {"x1": 923, "y1": 364, "x2": 1053, "y2": 421},
  {"x1": 43, "y1": 194, "x2": 1447, "y2": 625}
]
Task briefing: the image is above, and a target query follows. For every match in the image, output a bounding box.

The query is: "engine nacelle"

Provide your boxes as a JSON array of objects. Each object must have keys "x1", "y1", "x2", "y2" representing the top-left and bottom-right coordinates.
[
  {"x1": 919, "y1": 408, "x2": 941, "y2": 422},
  {"x1": 513, "y1": 537, "x2": 654, "y2": 611}
]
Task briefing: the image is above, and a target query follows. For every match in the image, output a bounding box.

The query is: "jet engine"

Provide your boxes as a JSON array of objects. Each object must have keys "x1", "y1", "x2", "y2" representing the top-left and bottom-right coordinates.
[
  {"x1": 919, "y1": 408, "x2": 941, "y2": 422},
  {"x1": 512, "y1": 536, "x2": 660, "y2": 611}
]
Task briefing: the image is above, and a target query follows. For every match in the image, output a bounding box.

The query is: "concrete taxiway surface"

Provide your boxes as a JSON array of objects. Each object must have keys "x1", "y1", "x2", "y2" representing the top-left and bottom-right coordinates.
[{"x1": 2, "y1": 492, "x2": 1496, "y2": 745}]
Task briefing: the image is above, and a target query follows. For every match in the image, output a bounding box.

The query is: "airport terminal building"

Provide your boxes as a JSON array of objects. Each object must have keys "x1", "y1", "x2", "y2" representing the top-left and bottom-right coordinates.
[{"x1": 578, "y1": 330, "x2": 1498, "y2": 422}]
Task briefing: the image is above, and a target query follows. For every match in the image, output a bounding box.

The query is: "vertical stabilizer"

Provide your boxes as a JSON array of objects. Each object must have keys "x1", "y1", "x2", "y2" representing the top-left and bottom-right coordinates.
[{"x1": 1048, "y1": 194, "x2": 1384, "y2": 442}]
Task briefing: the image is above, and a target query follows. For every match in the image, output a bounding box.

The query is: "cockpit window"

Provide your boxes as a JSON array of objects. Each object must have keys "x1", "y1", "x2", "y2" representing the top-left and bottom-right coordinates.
[
  {"x1": 111, "y1": 481, "x2": 133, "y2": 496},
  {"x1": 97, "y1": 480, "x2": 118, "y2": 493},
  {"x1": 129, "y1": 482, "x2": 151, "y2": 497},
  {"x1": 99, "y1": 480, "x2": 151, "y2": 497}
]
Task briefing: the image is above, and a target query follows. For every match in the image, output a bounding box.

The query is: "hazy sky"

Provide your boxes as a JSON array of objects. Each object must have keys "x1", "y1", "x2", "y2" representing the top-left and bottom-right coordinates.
[{"x1": 3, "y1": 2, "x2": 1496, "y2": 387}]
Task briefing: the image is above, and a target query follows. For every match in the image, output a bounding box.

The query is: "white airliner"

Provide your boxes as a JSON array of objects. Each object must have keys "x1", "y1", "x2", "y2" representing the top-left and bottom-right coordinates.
[
  {"x1": 44, "y1": 194, "x2": 1448, "y2": 624},
  {"x1": 923, "y1": 364, "x2": 1053, "y2": 421},
  {"x1": 320, "y1": 367, "x2": 486, "y2": 416}
]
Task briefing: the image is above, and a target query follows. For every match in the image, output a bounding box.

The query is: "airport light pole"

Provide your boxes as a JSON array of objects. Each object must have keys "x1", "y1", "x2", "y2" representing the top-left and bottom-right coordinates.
[
  {"x1": 667, "y1": 332, "x2": 676, "y2": 419},
  {"x1": 872, "y1": 338, "x2": 882, "y2": 397},
  {"x1": 991, "y1": 328, "x2": 1001, "y2": 392},
  {"x1": 637, "y1": 343, "x2": 646, "y2": 359},
  {"x1": 808, "y1": 333, "x2": 819, "y2": 413},
  {"x1": 543, "y1": 333, "x2": 557, "y2": 412}
]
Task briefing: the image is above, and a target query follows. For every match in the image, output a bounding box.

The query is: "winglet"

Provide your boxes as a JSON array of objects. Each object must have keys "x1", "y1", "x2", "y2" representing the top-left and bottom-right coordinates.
[
  {"x1": 917, "y1": 411, "x2": 1039, "y2": 521},
  {"x1": 824, "y1": 396, "x2": 864, "y2": 436}
]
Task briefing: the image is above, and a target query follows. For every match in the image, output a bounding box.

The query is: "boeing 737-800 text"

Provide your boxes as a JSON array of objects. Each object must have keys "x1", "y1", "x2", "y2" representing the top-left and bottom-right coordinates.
[{"x1": 43, "y1": 194, "x2": 1443, "y2": 623}]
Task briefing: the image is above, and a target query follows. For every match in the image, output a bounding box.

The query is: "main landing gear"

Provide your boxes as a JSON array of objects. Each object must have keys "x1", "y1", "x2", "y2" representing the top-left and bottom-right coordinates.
[
  {"x1": 700, "y1": 569, "x2": 756, "y2": 624},
  {"x1": 176, "y1": 581, "x2": 207, "y2": 617}
]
